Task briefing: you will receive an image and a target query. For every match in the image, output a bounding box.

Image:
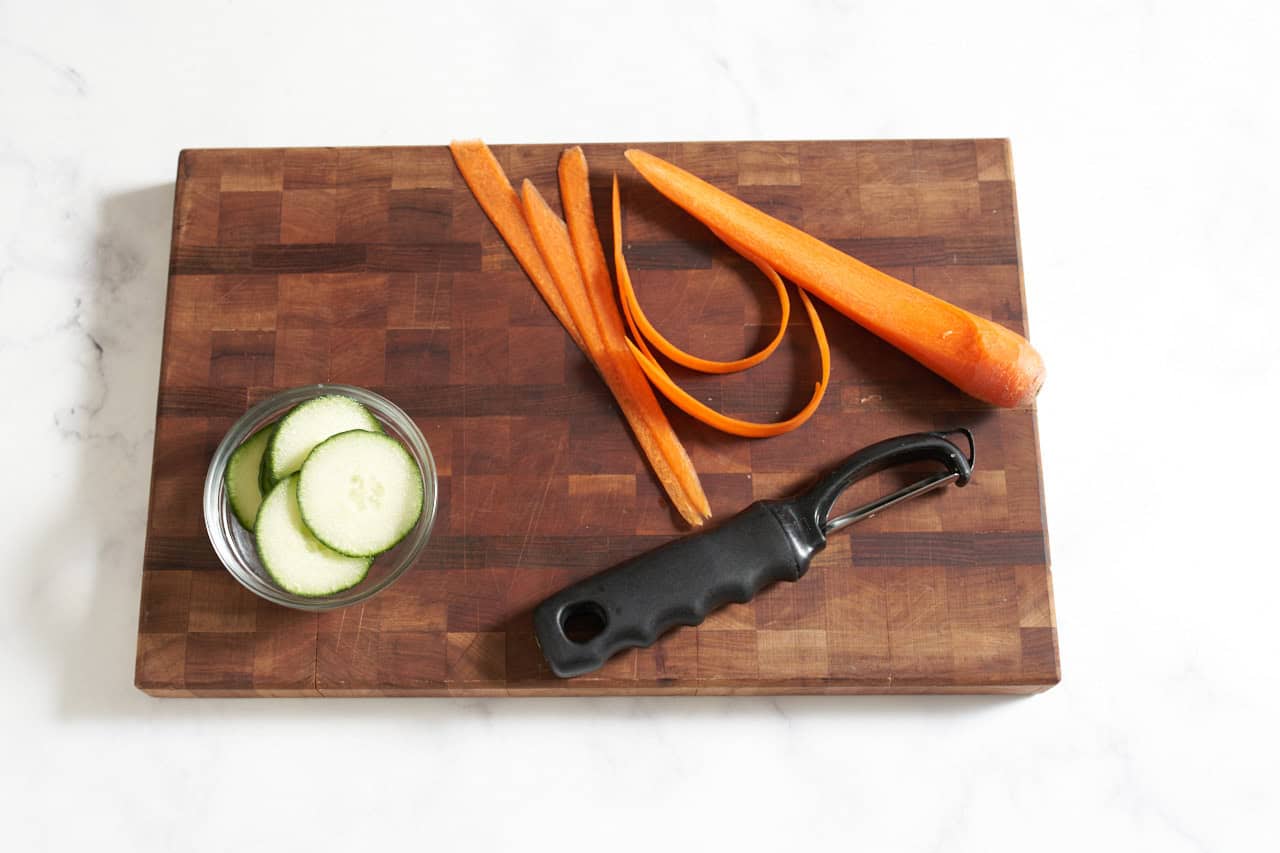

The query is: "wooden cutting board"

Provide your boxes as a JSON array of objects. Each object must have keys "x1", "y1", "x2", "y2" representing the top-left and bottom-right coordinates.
[{"x1": 134, "y1": 140, "x2": 1057, "y2": 696}]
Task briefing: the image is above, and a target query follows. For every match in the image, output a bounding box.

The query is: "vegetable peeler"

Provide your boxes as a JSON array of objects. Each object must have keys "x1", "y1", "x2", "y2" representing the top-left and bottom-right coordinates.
[{"x1": 534, "y1": 429, "x2": 976, "y2": 678}]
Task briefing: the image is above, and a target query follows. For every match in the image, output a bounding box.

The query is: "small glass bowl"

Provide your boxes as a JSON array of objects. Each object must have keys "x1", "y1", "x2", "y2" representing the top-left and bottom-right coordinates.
[{"x1": 203, "y1": 384, "x2": 438, "y2": 611}]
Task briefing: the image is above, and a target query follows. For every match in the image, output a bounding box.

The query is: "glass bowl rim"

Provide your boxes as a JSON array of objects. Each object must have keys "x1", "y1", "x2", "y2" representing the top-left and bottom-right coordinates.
[{"x1": 202, "y1": 383, "x2": 438, "y2": 611}]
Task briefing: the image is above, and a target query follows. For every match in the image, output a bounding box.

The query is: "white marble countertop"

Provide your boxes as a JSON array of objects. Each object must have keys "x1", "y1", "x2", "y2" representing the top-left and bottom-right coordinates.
[{"x1": 3, "y1": 1, "x2": 1277, "y2": 849}]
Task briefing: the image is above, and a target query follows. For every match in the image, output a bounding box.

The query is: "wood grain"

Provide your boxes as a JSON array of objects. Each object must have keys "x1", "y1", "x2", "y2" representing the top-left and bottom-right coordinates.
[{"x1": 136, "y1": 140, "x2": 1057, "y2": 696}]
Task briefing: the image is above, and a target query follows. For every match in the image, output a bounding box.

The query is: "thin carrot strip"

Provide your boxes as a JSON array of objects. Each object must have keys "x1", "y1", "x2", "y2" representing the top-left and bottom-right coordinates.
[
  {"x1": 520, "y1": 178, "x2": 706, "y2": 527},
  {"x1": 614, "y1": 204, "x2": 791, "y2": 376},
  {"x1": 613, "y1": 183, "x2": 831, "y2": 438},
  {"x1": 617, "y1": 226, "x2": 791, "y2": 374},
  {"x1": 448, "y1": 140, "x2": 585, "y2": 352},
  {"x1": 624, "y1": 148, "x2": 1045, "y2": 408},
  {"x1": 611, "y1": 181, "x2": 662, "y2": 368},
  {"x1": 625, "y1": 303, "x2": 829, "y2": 438},
  {"x1": 558, "y1": 149, "x2": 710, "y2": 521}
]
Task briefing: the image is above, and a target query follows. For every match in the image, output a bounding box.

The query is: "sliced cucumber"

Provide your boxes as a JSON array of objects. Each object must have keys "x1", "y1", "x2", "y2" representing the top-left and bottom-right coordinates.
[
  {"x1": 225, "y1": 424, "x2": 276, "y2": 529},
  {"x1": 298, "y1": 430, "x2": 424, "y2": 557},
  {"x1": 254, "y1": 475, "x2": 372, "y2": 596},
  {"x1": 265, "y1": 395, "x2": 381, "y2": 487}
]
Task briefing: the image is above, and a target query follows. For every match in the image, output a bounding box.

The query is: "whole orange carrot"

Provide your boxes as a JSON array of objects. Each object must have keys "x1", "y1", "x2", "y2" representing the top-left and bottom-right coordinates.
[{"x1": 624, "y1": 149, "x2": 1045, "y2": 408}]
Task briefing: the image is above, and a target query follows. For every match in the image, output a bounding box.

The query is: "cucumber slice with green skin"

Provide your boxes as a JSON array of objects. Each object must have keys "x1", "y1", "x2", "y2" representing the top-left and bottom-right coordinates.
[
  {"x1": 225, "y1": 424, "x2": 276, "y2": 529},
  {"x1": 265, "y1": 395, "x2": 381, "y2": 487},
  {"x1": 254, "y1": 474, "x2": 372, "y2": 596},
  {"x1": 298, "y1": 430, "x2": 424, "y2": 557}
]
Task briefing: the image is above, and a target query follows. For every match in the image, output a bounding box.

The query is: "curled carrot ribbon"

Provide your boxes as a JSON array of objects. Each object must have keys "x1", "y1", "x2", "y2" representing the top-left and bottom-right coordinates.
[{"x1": 613, "y1": 178, "x2": 830, "y2": 439}]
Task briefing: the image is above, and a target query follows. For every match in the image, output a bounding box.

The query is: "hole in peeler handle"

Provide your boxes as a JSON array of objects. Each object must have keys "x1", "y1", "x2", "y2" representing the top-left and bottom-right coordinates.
[{"x1": 560, "y1": 601, "x2": 608, "y2": 644}]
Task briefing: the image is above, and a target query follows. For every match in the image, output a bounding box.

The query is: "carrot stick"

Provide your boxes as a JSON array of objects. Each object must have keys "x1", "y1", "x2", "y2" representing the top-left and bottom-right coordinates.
[
  {"x1": 557, "y1": 149, "x2": 710, "y2": 521},
  {"x1": 613, "y1": 180, "x2": 831, "y2": 438},
  {"x1": 448, "y1": 140, "x2": 585, "y2": 351},
  {"x1": 624, "y1": 149, "x2": 1045, "y2": 408},
  {"x1": 520, "y1": 178, "x2": 708, "y2": 527}
]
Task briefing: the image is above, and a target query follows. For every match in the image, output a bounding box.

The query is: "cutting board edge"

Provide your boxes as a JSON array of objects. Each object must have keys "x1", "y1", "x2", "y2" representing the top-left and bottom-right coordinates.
[{"x1": 137, "y1": 681, "x2": 1059, "y2": 698}]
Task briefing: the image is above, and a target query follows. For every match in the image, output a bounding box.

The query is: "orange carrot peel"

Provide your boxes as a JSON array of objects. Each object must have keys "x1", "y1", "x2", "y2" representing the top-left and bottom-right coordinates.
[
  {"x1": 618, "y1": 235, "x2": 790, "y2": 375},
  {"x1": 613, "y1": 178, "x2": 831, "y2": 439},
  {"x1": 521, "y1": 173, "x2": 709, "y2": 526},
  {"x1": 623, "y1": 148, "x2": 1045, "y2": 408}
]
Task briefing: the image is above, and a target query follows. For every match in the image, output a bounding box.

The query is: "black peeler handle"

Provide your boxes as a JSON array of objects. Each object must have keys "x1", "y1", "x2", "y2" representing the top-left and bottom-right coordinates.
[{"x1": 533, "y1": 431, "x2": 974, "y2": 678}]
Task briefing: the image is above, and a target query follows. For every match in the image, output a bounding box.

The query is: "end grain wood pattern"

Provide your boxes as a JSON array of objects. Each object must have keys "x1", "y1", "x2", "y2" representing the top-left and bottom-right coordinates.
[{"x1": 136, "y1": 140, "x2": 1057, "y2": 696}]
